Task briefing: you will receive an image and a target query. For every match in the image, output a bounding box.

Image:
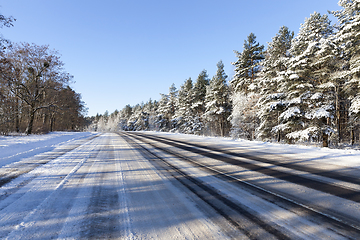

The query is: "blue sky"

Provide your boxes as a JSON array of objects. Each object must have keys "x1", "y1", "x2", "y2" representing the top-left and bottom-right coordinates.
[{"x1": 1, "y1": 0, "x2": 341, "y2": 116}]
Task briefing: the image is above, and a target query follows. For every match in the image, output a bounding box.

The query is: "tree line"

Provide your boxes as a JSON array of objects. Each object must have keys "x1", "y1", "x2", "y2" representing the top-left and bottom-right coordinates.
[
  {"x1": 92, "y1": 1, "x2": 360, "y2": 147},
  {"x1": 0, "y1": 14, "x2": 88, "y2": 135}
]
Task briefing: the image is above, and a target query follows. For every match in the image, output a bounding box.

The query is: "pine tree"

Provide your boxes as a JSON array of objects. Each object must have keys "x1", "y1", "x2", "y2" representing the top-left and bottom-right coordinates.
[
  {"x1": 154, "y1": 94, "x2": 169, "y2": 131},
  {"x1": 204, "y1": 61, "x2": 231, "y2": 137},
  {"x1": 155, "y1": 83, "x2": 178, "y2": 131},
  {"x1": 332, "y1": 0, "x2": 360, "y2": 144},
  {"x1": 230, "y1": 33, "x2": 264, "y2": 140},
  {"x1": 230, "y1": 33, "x2": 264, "y2": 94},
  {"x1": 119, "y1": 104, "x2": 132, "y2": 130},
  {"x1": 174, "y1": 78, "x2": 196, "y2": 133},
  {"x1": 257, "y1": 26, "x2": 294, "y2": 141},
  {"x1": 168, "y1": 83, "x2": 178, "y2": 131},
  {"x1": 191, "y1": 70, "x2": 210, "y2": 134},
  {"x1": 192, "y1": 70, "x2": 209, "y2": 117},
  {"x1": 276, "y1": 12, "x2": 337, "y2": 146},
  {"x1": 127, "y1": 104, "x2": 143, "y2": 131},
  {"x1": 143, "y1": 98, "x2": 157, "y2": 130}
]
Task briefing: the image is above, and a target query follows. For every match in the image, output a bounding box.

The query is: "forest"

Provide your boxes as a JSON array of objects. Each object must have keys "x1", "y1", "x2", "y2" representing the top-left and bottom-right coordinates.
[
  {"x1": 0, "y1": 14, "x2": 88, "y2": 135},
  {"x1": 92, "y1": 1, "x2": 360, "y2": 148}
]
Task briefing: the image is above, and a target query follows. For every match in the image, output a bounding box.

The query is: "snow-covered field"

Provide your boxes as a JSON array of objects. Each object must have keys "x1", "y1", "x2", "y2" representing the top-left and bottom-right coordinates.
[{"x1": 0, "y1": 131, "x2": 360, "y2": 239}]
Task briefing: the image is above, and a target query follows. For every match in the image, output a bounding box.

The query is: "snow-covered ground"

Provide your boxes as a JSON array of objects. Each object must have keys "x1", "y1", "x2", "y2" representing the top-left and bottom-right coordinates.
[{"x1": 0, "y1": 132, "x2": 99, "y2": 168}]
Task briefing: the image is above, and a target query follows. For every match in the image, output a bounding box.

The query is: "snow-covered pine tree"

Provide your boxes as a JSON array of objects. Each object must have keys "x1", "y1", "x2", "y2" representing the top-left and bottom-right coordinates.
[
  {"x1": 127, "y1": 103, "x2": 147, "y2": 131},
  {"x1": 204, "y1": 61, "x2": 231, "y2": 137},
  {"x1": 133, "y1": 99, "x2": 157, "y2": 131},
  {"x1": 192, "y1": 70, "x2": 209, "y2": 116},
  {"x1": 191, "y1": 70, "x2": 210, "y2": 134},
  {"x1": 119, "y1": 104, "x2": 133, "y2": 131},
  {"x1": 96, "y1": 114, "x2": 107, "y2": 132},
  {"x1": 154, "y1": 93, "x2": 169, "y2": 131},
  {"x1": 168, "y1": 83, "x2": 178, "y2": 131},
  {"x1": 145, "y1": 99, "x2": 158, "y2": 131},
  {"x1": 117, "y1": 99, "x2": 157, "y2": 132},
  {"x1": 230, "y1": 33, "x2": 264, "y2": 140},
  {"x1": 230, "y1": 33, "x2": 264, "y2": 94},
  {"x1": 95, "y1": 110, "x2": 121, "y2": 132},
  {"x1": 106, "y1": 110, "x2": 120, "y2": 131},
  {"x1": 174, "y1": 78, "x2": 196, "y2": 133},
  {"x1": 257, "y1": 26, "x2": 294, "y2": 141},
  {"x1": 277, "y1": 12, "x2": 337, "y2": 147},
  {"x1": 155, "y1": 83, "x2": 178, "y2": 131},
  {"x1": 332, "y1": 0, "x2": 360, "y2": 144}
]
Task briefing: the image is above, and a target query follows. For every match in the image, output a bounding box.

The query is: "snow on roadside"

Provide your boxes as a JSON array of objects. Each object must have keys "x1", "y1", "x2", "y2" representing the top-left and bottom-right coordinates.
[
  {"x1": 141, "y1": 131, "x2": 360, "y2": 169},
  {"x1": 0, "y1": 132, "x2": 99, "y2": 168},
  {"x1": 0, "y1": 134, "x2": 101, "y2": 239}
]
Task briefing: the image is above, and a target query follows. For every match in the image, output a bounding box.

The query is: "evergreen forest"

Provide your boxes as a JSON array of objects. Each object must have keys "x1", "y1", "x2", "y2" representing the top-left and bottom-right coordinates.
[{"x1": 93, "y1": 1, "x2": 360, "y2": 148}]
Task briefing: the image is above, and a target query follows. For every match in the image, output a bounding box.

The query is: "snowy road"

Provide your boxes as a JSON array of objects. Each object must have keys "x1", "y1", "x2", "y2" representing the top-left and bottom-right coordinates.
[{"x1": 1, "y1": 132, "x2": 360, "y2": 239}]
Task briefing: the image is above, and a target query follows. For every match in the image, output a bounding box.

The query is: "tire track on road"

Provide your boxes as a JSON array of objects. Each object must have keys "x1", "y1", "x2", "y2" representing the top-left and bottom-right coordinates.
[
  {"x1": 0, "y1": 135, "x2": 101, "y2": 239},
  {"x1": 124, "y1": 132, "x2": 360, "y2": 238},
  {"x1": 80, "y1": 136, "x2": 123, "y2": 239},
  {"x1": 132, "y1": 132, "x2": 360, "y2": 203},
  {"x1": 0, "y1": 134, "x2": 100, "y2": 189},
  {"x1": 121, "y1": 133, "x2": 292, "y2": 240}
]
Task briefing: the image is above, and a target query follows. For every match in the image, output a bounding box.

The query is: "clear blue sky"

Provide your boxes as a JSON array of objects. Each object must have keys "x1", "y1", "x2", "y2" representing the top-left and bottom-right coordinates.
[{"x1": 1, "y1": 0, "x2": 341, "y2": 116}]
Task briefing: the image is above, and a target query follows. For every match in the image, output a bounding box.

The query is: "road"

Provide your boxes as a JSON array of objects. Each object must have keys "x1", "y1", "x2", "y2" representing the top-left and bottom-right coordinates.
[{"x1": 1, "y1": 132, "x2": 360, "y2": 239}]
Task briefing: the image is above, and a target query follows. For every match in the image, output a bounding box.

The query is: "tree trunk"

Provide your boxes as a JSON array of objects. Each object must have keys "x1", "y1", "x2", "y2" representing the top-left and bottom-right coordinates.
[
  {"x1": 277, "y1": 131, "x2": 281, "y2": 142},
  {"x1": 335, "y1": 87, "x2": 341, "y2": 143},
  {"x1": 351, "y1": 127, "x2": 355, "y2": 145},
  {"x1": 50, "y1": 115, "x2": 55, "y2": 132},
  {"x1": 277, "y1": 111, "x2": 281, "y2": 142},
  {"x1": 219, "y1": 117, "x2": 224, "y2": 137},
  {"x1": 322, "y1": 132, "x2": 329, "y2": 148},
  {"x1": 14, "y1": 97, "x2": 20, "y2": 133},
  {"x1": 26, "y1": 109, "x2": 36, "y2": 135}
]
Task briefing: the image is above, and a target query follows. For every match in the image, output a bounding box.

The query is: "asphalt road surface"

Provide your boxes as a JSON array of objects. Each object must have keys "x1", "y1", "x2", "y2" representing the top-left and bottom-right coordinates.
[{"x1": 1, "y1": 132, "x2": 360, "y2": 239}]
